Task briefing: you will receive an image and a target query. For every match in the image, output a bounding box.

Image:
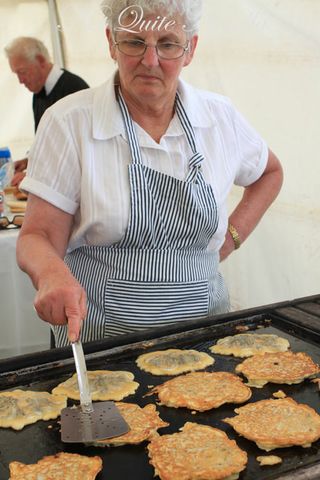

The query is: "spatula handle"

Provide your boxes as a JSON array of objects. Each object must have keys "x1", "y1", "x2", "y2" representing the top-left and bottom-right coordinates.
[{"x1": 71, "y1": 341, "x2": 93, "y2": 413}]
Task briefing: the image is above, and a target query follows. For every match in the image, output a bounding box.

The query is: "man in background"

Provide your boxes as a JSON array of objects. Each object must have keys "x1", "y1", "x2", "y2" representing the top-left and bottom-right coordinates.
[{"x1": 4, "y1": 36, "x2": 89, "y2": 186}]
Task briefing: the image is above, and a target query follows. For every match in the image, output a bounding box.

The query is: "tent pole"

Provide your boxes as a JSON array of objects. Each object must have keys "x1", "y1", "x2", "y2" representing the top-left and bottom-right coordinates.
[{"x1": 47, "y1": 0, "x2": 65, "y2": 68}]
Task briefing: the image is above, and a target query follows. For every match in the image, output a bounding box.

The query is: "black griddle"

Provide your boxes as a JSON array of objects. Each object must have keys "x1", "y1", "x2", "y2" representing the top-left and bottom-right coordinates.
[{"x1": 1, "y1": 294, "x2": 320, "y2": 480}]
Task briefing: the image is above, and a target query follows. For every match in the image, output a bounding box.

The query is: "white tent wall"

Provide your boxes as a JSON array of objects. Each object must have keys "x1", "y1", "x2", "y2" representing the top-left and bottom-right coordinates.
[{"x1": 1, "y1": 0, "x2": 319, "y2": 312}]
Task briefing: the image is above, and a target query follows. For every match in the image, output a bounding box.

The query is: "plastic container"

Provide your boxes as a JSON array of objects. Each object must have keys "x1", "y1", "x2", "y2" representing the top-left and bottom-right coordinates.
[
  {"x1": 0, "y1": 147, "x2": 11, "y2": 169},
  {"x1": 0, "y1": 147, "x2": 13, "y2": 188}
]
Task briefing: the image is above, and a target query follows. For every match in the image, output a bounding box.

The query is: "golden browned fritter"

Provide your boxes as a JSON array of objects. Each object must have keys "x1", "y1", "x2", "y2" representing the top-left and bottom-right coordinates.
[
  {"x1": 148, "y1": 422, "x2": 247, "y2": 480},
  {"x1": 136, "y1": 348, "x2": 214, "y2": 375},
  {"x1": 52, "y1": 370, "x2": 139, "y2": 401},
  {"x1": 235, "y1": 351, "x2": 319, "y2": 387},
  {"x1": 224, "y1": 397, "x2": 320, "y2": 451},
  {"x1": 210, "y1": 333, "x2": 290, "y2": 358},
  {"x1": 256, "y1": 455, "x2": 282, "y2": 466},
  {"x1": 0, "y1": 389, "x2": 66, "y2": 430},
  {"x1": 91, "y1": 402, "x2": 168, "y2": 446},
  {"x1": 151, "y1": 371, "x2": 251, "y2": 411},
  {"x1": 272, "y1": 390, "x2": 286, "y2": 398},
  {"x1": 9, "y1": 452, "x2": 102, "y2": 479}
]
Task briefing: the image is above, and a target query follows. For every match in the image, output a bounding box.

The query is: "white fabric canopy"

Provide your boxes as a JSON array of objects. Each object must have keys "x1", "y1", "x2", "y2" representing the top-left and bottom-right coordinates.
[{"x1": 0, "y1": 0, "x2": 319, "y2": 315}]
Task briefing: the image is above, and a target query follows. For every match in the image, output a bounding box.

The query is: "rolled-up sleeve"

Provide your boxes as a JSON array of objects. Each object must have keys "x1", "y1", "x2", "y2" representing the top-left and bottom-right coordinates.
[
  {"x1": 231, "y1": 105, "x2": 269, "y2": 187},
  {"x1": 20, "y1": 107, "x2": 81, "y2": 214}
]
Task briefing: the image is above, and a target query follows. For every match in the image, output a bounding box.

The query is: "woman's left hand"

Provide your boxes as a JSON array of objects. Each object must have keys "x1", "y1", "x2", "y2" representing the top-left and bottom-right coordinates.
[{"x1": 219, "y1": 231, "x2": 235, "y2": 261}]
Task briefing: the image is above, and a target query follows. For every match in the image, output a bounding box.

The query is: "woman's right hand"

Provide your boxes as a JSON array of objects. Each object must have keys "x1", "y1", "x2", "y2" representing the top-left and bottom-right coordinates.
[{"x1": 34, "y1": 270, "x2": 87, "y2": 343}]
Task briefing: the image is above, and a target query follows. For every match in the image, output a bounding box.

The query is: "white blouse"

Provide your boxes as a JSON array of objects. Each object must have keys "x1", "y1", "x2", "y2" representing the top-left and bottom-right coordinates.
[{"x1": 21, "y1": 74, "x2": 268, "y2": 253}]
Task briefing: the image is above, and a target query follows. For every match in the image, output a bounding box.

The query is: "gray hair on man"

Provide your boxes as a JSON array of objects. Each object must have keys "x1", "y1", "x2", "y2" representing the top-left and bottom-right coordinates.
[
  {"x1": 100, "y1": 0, "x2": 203, "y2": 38},
  {"x1": 4, "y1": 37, "x2": 51, "y2": 63}
]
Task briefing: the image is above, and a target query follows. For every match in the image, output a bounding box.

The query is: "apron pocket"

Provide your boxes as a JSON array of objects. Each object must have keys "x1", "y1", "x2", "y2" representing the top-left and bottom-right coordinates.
[{"x1": 104, "y1": 279, "x2": 208, "y2": 333}]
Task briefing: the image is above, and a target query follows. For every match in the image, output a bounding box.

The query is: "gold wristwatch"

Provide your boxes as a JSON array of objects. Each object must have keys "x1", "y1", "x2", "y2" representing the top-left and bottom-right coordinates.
[{"x1": 228, "y1": 223, "x2": 241, "y2": 250}]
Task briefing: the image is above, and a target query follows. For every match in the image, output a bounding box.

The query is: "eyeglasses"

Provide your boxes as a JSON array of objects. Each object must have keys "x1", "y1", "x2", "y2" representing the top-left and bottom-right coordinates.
[
  {"x1": 0, "y1": 215, "x2": 24, "y2": 230},
  {"x1": 114, "y1": 39, "x2": 189, "y2": 60}
]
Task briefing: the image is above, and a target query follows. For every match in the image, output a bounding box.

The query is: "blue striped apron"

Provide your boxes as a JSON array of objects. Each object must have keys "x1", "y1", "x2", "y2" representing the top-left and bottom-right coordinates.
[{"x1": 54, "y1": 89, "x2": 229, "y2": 347}]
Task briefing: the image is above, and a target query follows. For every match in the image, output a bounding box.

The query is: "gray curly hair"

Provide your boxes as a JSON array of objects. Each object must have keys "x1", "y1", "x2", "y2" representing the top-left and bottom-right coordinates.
[
  {"x1": 100, "y1": 0, "x2": 203, "y2": 38},
  {"x1": 4, "y1": 37, "x2": 51, "y2": 62}
]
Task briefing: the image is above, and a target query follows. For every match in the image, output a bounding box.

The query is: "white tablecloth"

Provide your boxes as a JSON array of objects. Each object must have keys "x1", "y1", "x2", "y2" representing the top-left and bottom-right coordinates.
[{"x1": 0, "y1": 228, "x2": 50, "y2": 359}]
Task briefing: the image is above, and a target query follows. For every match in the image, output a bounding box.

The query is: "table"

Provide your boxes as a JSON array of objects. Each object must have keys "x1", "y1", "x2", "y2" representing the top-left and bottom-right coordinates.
[{"x1": 0, "y1": 228, "x2": 49, "y2": 359}]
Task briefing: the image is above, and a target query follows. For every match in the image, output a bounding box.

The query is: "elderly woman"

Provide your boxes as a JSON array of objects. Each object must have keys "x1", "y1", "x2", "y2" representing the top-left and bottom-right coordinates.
[{"x1": 17, "y1": 0, "x2": 283, "y2": 347}]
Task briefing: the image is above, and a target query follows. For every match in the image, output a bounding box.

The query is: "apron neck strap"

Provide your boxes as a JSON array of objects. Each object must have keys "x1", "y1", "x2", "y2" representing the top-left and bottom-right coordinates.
[
  {"x1": 174, "y1": 93, "x2": 198, "y2": 154},
  {"x1": 175, "y1": 93, "x2": 206, "y2": 183},
  {"x1": 117, "y1": 87, "x2": 143, "y2": 165},
  {"x1": 116, "y1": 86, "x2": 204, "y2": 174}
]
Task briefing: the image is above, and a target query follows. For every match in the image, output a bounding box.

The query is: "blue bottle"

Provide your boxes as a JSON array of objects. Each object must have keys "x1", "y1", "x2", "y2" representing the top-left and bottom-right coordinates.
[{"x1": 0, "y1": 147, "x2": 12, "y2": 169}]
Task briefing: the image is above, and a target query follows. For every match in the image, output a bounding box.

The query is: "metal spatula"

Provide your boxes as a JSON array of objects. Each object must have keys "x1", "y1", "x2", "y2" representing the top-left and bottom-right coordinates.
[{"x1": 61, "y1": 340, "x2": 130, "y2": 443}]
